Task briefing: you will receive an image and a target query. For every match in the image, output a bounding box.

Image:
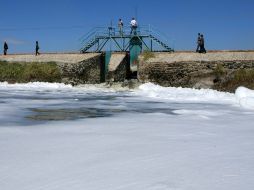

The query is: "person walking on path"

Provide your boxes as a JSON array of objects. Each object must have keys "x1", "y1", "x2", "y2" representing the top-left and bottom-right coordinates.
[
  {"x1": 196, "y1": 33, "x2": 201, "y2": 52},
  {"x1": 118, "y1": 19, "x2": 124, "y2": 36},
  {"x1": 199, "y1": 34, "x2": 206, "y2": 53},
  {"x1": 35, "y1": 41, "x2": 40, "y2": 56},
  {"x1": 130, "y1": 18, "x2": 138, "y2": 35},
  {"x1": 3, "y1": 41, "x2": 8, "y2": 55}
]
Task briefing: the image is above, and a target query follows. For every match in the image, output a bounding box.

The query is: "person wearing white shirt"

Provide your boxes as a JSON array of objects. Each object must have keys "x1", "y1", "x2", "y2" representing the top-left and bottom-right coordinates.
[{"x1": 130, "y1": 18, "x2": 138, "y2": 35}]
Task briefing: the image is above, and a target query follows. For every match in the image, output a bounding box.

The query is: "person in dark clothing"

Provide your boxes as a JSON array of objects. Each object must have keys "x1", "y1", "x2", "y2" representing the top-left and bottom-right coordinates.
[
  {"x1": 3, "y1": 42, "x2": 8, "y2": 55},
  {"x1": 199, "y1": 34, "x2": 206, "y2": 53},
  {"x1": 118, "y1": 18, "x2": 124, "y2": 35},
  {"x1": 196, "y1": 33, "x2": 201, "y2": 52},
  {"x1": 35, "y1": 41, "x2": 40, "y2": 56}
]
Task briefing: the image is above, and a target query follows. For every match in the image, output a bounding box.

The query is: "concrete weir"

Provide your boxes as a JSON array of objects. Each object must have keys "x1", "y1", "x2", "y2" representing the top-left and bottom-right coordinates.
[
  {"x1": 107, "y1": 53, "x2": 129, "y2": 82},
  {"x1": 0, "y1": 52, "x2": 131, "y2": 84},
  {"x1": 1, "y1": 51, "x2": 254, "y2": 91},
  {"x1": 138, "y1": 51, "x2": 254, "y2": 91},
  {"x1": 0, "y1": 53, "x2": 102, "y2": 84}
]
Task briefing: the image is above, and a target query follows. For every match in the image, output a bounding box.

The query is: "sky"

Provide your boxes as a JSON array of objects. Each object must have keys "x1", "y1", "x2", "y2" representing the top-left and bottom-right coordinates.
[{"x1": 0, "y1": 0, "x2": 254, "y2": 53}]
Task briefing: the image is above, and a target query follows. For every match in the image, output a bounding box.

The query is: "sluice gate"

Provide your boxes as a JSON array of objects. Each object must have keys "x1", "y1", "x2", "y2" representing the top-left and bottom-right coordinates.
[{"x1": 80, "y1": 25, "x2": 174, "y2": 81}]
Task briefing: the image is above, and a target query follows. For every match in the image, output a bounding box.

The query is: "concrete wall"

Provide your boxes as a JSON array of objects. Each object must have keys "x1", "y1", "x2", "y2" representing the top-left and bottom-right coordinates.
[
  {"x1": 107, "y1": 53, "x2": 130, "y2": 82},
  {"x1": 0, "y1": 53, "x2": 132, "y2": 85},
  {"x1": 138, "y1": 52, "x2": 254, "y2": 90},
  {"x1": 2, "y1": 51, "x2": 254, "y2": 91},
  {"x1": 56, "y1": 54, "x2": 103, "y2": 85},
  {"x1": 0, "y1": 53, "x2": 102, "y2": 85}
]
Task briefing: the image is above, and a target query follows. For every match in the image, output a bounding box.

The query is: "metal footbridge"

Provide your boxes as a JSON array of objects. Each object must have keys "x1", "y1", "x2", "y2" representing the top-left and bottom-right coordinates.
[{"x1": 79, "y1": 25, "x2": 174, "y2": 53}]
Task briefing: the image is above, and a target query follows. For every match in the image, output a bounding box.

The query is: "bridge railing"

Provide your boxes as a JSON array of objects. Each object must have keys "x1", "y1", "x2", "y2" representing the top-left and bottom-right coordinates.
[{"x1": 79, "y1": 25, "x2": 174, "y2": 51}]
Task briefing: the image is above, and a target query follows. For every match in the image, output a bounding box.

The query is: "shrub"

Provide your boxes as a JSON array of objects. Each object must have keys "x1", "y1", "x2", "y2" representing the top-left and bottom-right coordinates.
[
  {"x1": 234, "y1": 69, "x2": 254, "y2": 83},
  {"x1": 213, "y1": 64, "x2": 225, "y2": 78}
]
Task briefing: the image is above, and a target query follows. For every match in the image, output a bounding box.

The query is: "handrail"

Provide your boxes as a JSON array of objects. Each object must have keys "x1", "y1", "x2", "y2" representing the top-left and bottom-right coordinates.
[
  {"x1": 80, "y1": 25, "x2": 174, "y2": 52},
  {"x1": 149, "y1": 25, "x2": 172, "y2": 46},
  {"x1": 79, "y1": 27, "x2": 97, "y2": 41},
  {"x1": 79, "y1": 27, "x2": 106, "y2": 42}
]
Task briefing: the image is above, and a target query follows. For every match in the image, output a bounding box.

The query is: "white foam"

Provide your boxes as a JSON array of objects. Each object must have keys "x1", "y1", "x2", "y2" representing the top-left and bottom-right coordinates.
[
  {"x1": 137, "y1": 83, "x2": 235, "y2": 104},
  {"x1": 1, "y1": 82, "x2": 254, "y2": 110},
  {"x1": 0, "y1": 82, "x2": 72, "y2": 90},
  {"x1": 173, "y1": 109, "x2": 222, "y2": 116},
  {"x1": 138, "y1": 83, "x2": 254, "y2": 110},
  {"x1": 1, "y1": 83, "x2": 254, "y2": 190},
  {"x1": 235, "y1": 87, "x2": 254, "y2": 110},
  {"x1": 0, "y1": 82, "x2": 126, "y2": 93},
  {"x1": 1, "y1": 113, "x2": 254, "y2": 190}
]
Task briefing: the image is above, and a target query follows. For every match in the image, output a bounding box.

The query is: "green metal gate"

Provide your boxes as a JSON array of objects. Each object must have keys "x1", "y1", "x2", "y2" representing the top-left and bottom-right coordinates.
[{"x1": 130, "y1": 37, "x2": 142, "y2": 70}]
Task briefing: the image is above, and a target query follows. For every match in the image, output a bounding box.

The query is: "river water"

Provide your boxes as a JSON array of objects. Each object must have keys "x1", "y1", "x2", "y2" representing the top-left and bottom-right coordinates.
[{"x1": 0, "y1": 82, "x2": 254, "y2": 190}]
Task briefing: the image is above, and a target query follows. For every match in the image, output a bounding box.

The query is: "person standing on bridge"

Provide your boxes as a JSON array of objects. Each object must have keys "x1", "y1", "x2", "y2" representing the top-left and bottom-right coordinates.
[
  {"x1": 3, "y1": 41, "x2": 8, "y2": 55},
  {"x1": 130, "y1": 18, "x2": 138, "y2": 35},
  {"x1": 35, "y1": 41, "x2": 40, "y2": 56},
  {"x1": 118, "y1": 19, "x2": 124, "y2": 36}
]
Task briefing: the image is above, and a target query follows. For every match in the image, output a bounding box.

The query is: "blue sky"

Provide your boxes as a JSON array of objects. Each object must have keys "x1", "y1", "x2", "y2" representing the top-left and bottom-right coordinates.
[{"x1": 1, "y1": 0, "x2": 254, "y2": 53}]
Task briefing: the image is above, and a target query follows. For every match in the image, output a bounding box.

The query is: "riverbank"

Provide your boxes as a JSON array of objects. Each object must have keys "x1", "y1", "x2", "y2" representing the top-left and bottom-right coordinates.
[
  {"x1": 138, "y1": 51, "x2": 254, "y2": 92},
  {"x1": 1, "y1": 51, "x2": 254, "y2": 92}
]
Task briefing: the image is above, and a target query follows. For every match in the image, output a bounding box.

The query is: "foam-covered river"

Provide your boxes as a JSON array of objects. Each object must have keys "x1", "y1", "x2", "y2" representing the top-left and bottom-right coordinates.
[{"x1": 0, "y1": 82, "x2": 254, "y2": 190}]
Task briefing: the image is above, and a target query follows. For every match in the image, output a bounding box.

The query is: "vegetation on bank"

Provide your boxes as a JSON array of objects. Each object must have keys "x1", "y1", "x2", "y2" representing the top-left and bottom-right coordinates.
[
  {"x1": 0, "y1": 61, "x2": 62, "y2": 83},
  {"x1": 142, "y1": 50, "x2": 155, "y2": 61},
  {"x1": 213, "y1": 66, "x2": 254, "y2": 92},
  {"x1": 1, "y1": 60, "x2": 254, "y2": 93}
]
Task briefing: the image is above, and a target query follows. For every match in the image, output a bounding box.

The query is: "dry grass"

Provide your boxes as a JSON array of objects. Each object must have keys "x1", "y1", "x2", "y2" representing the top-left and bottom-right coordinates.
[
  {"x1": 0, "y1": 61, "x2": 61, "y2": 83},
  {"x1": 214, "y1": 69, "x2": 254, "y2": 92},
  {"x1": 142, "y1": 50, "x2": 155, "y2": 61}
]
